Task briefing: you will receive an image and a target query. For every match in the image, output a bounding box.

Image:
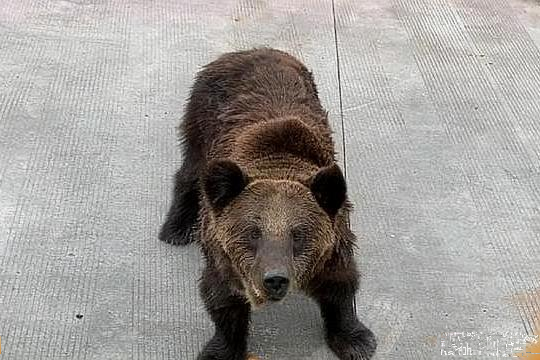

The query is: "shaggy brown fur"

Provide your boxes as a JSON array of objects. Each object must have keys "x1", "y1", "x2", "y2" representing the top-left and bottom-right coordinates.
[{"x1": 159, "y1": 48, "x2": 376, "y2": 360}]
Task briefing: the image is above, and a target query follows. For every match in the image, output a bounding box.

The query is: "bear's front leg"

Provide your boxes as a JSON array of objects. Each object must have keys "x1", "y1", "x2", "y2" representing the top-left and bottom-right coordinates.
[
  {"x1": 319, "y1": 291, "x2": 377, "y2": 359},
  {"x1": 198, "y1": 266, "x2": 250, "y2": 360},
  {"x1": 310, "y1": 274, "x2": 377, "y2": 359}
]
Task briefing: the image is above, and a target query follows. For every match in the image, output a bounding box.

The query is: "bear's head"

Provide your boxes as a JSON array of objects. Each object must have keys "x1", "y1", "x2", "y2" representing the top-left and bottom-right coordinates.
[{"x1": 202, "y1": 159, "x2": 347, "y2": 306}]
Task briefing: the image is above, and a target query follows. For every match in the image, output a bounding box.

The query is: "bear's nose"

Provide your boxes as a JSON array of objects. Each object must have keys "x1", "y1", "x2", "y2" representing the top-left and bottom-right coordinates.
[{"x1": 263, "y1": 272, "x2": 290, "y2": 300}]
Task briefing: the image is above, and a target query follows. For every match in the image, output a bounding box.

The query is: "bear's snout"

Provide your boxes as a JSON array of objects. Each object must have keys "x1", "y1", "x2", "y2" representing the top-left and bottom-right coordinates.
[{"x1": 263, "y1": 271, "x2": 290, "y2": 301}]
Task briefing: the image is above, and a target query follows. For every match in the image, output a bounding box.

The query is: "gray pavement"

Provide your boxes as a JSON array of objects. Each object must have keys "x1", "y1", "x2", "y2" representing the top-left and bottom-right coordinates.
[{"x1": 1, "y1": 0, "x2": 540, "y2": 359}]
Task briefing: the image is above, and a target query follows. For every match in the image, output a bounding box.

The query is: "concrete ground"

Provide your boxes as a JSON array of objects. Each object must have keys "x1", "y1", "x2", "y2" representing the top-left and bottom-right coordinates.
[{"x1": 1, "y1": 0, "x2": 540, "y2": 359}]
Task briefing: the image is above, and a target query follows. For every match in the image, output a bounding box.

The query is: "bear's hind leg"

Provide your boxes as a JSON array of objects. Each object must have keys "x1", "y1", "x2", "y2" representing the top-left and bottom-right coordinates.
[{"x1": 159, "y1": 150, "x2": 201, "y2": 245}]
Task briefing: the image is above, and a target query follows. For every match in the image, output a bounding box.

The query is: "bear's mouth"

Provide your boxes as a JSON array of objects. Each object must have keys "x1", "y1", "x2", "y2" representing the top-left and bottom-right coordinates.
[
  {"x1": 268, "y1": 294, "x2": 286, "y2": 302},
  {"x1": 241, "y1": 279, "x2": 267, "y2": 308}
]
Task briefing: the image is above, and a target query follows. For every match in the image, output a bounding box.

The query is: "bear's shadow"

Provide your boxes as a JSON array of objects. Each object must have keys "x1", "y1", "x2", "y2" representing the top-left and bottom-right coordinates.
[{"x1": 249, "y1": 293, "x2": 337, "y2": 359}]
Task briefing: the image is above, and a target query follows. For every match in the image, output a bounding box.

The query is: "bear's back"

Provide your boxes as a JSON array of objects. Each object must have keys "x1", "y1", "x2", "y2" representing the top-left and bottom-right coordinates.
[{"x1": 181, "y1": 48, "x2": 331, "y2": 158}]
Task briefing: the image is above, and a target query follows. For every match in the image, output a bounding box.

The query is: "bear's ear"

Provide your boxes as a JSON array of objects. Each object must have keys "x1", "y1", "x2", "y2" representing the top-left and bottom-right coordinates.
[
  {"x1": 203, "y1": 159, "x2": 248, "y2": 210},
  {"x1": 309, "y1": 164, "x2": 347, "y2": 217}
]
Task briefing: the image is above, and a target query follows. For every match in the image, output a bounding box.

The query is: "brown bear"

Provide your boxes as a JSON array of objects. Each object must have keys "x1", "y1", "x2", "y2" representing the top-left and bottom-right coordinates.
[{"x1": 159, "y1": 48, "x2": 376, "y2": 360}]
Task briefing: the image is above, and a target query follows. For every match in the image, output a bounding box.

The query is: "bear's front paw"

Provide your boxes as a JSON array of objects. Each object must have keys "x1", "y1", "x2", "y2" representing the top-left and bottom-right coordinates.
[
  {"x1": 197, "y1": 336, "x2": 246, "y2": 360},
  {"x1": 326, "y1": 322, "x2": 377, "y2": 360}
]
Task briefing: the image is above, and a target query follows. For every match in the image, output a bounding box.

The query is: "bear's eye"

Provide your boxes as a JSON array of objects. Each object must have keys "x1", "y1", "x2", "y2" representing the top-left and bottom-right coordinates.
[
  {"x1": 243, "y1": 225, "x2": 261, "y2": 251},
  {"x1": 291, "y1": 226, "x2": 308, "y2": 257}
]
